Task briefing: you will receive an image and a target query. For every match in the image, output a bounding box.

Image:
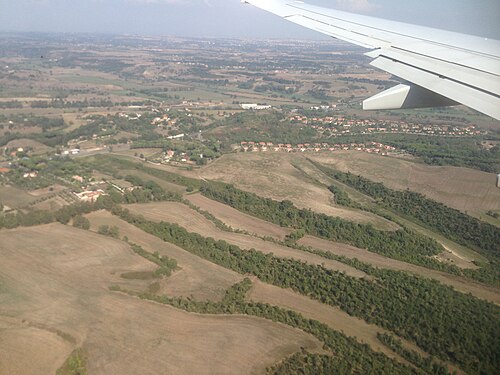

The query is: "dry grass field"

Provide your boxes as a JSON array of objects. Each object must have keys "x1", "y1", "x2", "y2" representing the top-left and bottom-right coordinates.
[
  {"x1": 86, "y1": 210, "x2": 243, "y2": 302},
  {"x1": 121, "y1": 169, "x2": 186, "y2": 193},
  {"x1": 299, "y1": 236, "x2": 500, "y2": 305},
  {"x1": 0, "y1": 186, "x2": 38, "y2": 209},
  {"x1": 124, "y1": 202, "x2": 369, "y2": 279},
  {"x1": 194, "y1": 153, "x2": 399, "y2": 231},
  {"x1": 0, "y1": 223, "x2": 324, "y2": 375},
  {"x1": 186, "y1": 193, "x2": 293, "y2": 240},
  {"x1": 5, "y1": 139, "x2": 53, "y2": 155},
  {"x1": 308, "y1": 152, "x2": 500, "y2": 216}
]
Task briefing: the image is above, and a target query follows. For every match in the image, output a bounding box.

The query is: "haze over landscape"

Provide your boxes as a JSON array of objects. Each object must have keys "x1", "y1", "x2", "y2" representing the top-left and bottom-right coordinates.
[{"x1": 1, "y1": 0, "x2": 499, "y2": 38}]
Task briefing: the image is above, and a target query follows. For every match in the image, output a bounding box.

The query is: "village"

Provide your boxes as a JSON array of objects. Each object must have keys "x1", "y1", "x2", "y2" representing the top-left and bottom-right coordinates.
[
  {"x1": 289, "y1": 115, "x2": 485, "y2": 137},
  {"x1": 239, "y1": 140, "x2": 400, "y2": 156}
]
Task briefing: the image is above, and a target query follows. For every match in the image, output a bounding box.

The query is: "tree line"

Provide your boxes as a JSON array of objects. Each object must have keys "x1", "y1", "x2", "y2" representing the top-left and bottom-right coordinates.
[
  {"x1": 318, "y1": 166, "x2": 500, "y2": 258},
  {"x1": 117, "y1": 279, "x2": 423, "y2": 375},
  {"x1": 1, "y1": 173, "x2": 497, "y2": 374},
  {"x1": 113, "y1": 207, "x2": 499, "y2": 375},
  {"x1": 198, "y1": 182, "x2": 459, "y2": 272}
]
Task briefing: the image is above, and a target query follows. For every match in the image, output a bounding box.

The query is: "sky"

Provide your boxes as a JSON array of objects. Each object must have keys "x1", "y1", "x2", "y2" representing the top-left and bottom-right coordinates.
[{"x1": 0, "y1": 0, "x2": 499, "y2": 39}]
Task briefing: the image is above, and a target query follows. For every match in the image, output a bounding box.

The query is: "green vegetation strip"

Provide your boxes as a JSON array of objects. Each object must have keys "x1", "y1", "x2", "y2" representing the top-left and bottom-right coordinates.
[
  {"x1": 114, "y1": 206, "x2": 499, "y2": 375},
  {"x1": 118, "y1": 279, "x2": 422, "y2": 375},
  {"x1": 319, "y1": 165, "x2": 499, "y2": 257},
  {"x1": 198, "y1": 182, "x2": 454, "y2": 270},
  {"x1": 129, "y1": 243, "x2": 178, "y2": 278},
  {"x1": 56, "y1": 348, "x2": 87, "y2": 375},
  {"x1": 377, "y1": 333, "x2": 449, "y2": 375}
]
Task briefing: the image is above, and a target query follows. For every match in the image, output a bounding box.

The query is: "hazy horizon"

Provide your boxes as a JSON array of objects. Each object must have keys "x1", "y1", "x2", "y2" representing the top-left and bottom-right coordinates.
[{"x1": 1, "y1": 0, "x2": 499, "y2": 40}]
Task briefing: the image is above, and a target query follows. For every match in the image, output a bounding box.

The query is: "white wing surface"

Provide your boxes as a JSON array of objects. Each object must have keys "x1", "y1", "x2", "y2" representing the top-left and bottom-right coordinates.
[{"x1": 243, "y1": 0, "x2": 500, "y2": 120}]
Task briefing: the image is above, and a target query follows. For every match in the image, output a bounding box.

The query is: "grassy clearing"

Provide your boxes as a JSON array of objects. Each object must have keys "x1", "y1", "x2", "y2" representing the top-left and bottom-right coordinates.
[{"x1": 56, "y1": 348, "x2": 87, "y2": 375}]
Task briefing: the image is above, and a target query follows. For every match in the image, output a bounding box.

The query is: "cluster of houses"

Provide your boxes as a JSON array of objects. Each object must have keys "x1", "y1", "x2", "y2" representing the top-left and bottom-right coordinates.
[
  {"x1": 151, "y1": 114, "x2": 178, "y2": 127},
  {"x1": 23, "y1": 171, "x2": 38, "y2": 178},
  {"x1": 289, "y1": 115, "x2": 484, "y2": 136},
  {"x1": 69, "y1": 174, "x2": 107, "y2": 203},
  {"x1": 160, "y1": 149, "x2": 189, "y2": 163},
  {"x1": 119, "y1": 112, "x2": 142, "y2": 121},
  {"x1": 239, "y1": 141, "x2": 398, "y2": 155},
  {"x1": 61, "y1": 149, "x2": 81, "y2": 156},
  {"x1": 240, "y1": 103, "x2": 272, "y2": 110},
  {"x1": 73, "y1": 189, "x2": 106, "y2": 203}
]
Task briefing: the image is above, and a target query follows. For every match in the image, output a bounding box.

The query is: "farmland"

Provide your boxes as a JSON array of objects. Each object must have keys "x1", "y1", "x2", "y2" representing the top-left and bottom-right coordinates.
[
  {"x1": 308, "y1": 152, "x2": 500, "y2": 217},
  {"x1": 196, "y1": 152, "x2": 401, "y2": 231},
  {"x1": 0, "y1": 32, "x2": 499, "y2": 375},
  {"x1": 124, "y1": 202, "x2": 369, "y2": 279},
  {"x1": 0, "y1": 224, "x2": 323, "y2": 375}
]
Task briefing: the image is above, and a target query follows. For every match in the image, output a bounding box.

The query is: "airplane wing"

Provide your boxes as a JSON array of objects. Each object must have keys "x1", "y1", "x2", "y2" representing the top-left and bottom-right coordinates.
[{"x1": 242, "y1": 0, "x2": 500, "y2": 120}]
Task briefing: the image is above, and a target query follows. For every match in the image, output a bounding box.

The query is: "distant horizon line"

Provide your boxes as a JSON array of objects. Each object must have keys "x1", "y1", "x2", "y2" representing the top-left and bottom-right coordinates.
[{"x1": 0, "y1": 30, "x2": 352, "y2": 43}]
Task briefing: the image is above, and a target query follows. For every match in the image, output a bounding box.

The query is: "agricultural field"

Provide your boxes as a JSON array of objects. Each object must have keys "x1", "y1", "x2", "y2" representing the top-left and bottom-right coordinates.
[
  {"x1": 124, "y1": 202, "x2": 368, "y2": 279},
  {"x1": 0, "y1": 224, "x2": 323, "y2": 375},
  {"x1": 308, "y1": 152, "x2": 500, "y2": 217},
  {"x1": 0, "y1": 186, "x2": 36, "y2": 208},
  {"x1": 186, "y1": 193, "x2": 293, "y2": 240},
  {"x1": 196, "y1": 152, "x2": 400, "y2": 231},
  {"x1": 0, "y1": 32, "x2": 499, "y2": 375},
  {"x1": 86, "y1": 210, "x2": 244, "y2": 302}
]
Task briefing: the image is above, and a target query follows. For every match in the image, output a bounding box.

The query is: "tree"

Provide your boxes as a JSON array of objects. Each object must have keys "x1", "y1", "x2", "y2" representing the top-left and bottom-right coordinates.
[{"x1": 73, "y1": 215, "x2": 90, "y2": 230}]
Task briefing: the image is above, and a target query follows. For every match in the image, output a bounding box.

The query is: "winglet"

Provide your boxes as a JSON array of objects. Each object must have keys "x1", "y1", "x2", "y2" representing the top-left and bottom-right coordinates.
[{"x1": 364, "y1": 84, "x2": 457, "y2": 110}]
